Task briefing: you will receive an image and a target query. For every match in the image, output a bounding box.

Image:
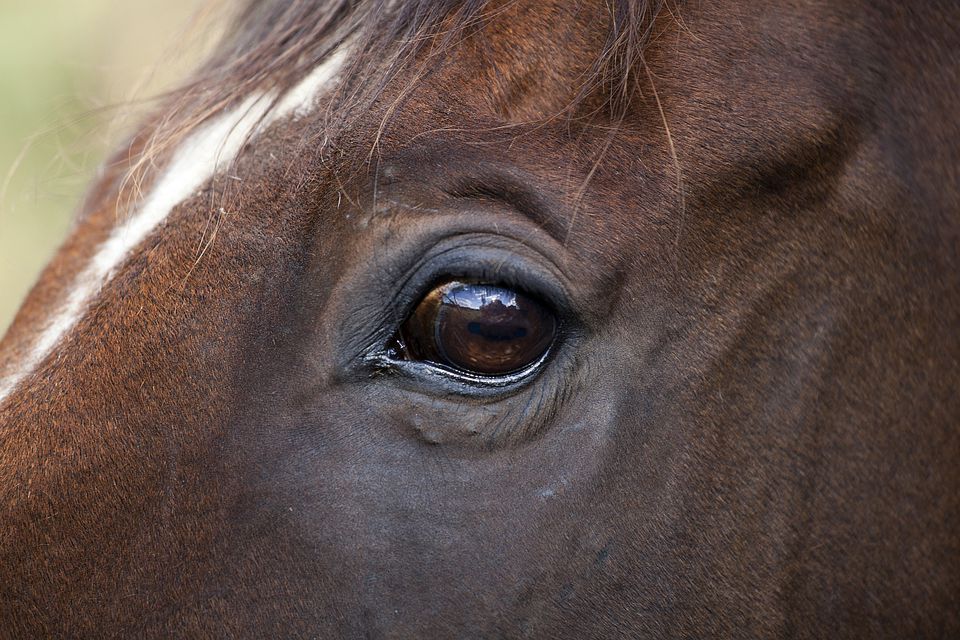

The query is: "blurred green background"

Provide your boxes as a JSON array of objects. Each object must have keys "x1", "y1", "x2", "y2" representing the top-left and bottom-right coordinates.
[{"x1": 0, "y1": 1, "x2": 211, "y2": 334}]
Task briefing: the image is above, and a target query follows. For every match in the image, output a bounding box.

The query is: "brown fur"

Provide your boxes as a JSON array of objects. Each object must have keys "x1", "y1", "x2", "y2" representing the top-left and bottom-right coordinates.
[{"x1": 1, "y1": 1, "x2": 958, "y2": 637}]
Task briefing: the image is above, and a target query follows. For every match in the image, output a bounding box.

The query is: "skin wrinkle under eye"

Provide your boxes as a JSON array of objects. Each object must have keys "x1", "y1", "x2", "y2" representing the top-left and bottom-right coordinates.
[{"x1": 0, "y1": 48, "x2": 349, "y2": 407}]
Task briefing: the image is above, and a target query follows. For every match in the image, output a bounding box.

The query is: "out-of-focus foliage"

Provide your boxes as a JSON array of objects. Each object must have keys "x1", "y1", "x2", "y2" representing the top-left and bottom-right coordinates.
[{"x1": 0, "y1": 0, "x2": 212, "y2": 333}]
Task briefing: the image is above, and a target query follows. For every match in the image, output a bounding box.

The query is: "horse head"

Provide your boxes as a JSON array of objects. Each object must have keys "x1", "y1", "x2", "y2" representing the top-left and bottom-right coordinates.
[{"x1": 1, "y1": 1, "x2": 957, "y2": 636}]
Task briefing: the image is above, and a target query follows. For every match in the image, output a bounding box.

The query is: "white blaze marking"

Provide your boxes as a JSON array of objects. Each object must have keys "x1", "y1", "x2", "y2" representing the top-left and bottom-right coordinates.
[{"x1": 0, "y1": 49, "x2": 348, "y2": 405}]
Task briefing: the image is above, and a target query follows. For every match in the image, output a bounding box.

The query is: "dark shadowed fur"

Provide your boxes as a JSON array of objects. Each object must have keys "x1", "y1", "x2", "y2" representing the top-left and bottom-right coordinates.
[{"x1": 1, "y1": 0, "x2": 958, "y2": 638}]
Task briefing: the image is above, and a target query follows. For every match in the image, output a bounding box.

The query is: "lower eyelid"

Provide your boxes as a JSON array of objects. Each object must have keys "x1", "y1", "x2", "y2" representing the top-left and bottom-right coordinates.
[
  {"x1": 375, "y1": 342, "x2": 555, "y2": 391},
  {"x1": 368, "y1": 347, "x2": 573, "y2": 447}
]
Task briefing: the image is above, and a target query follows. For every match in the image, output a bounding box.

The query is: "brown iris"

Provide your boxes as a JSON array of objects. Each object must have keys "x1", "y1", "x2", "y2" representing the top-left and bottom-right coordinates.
[{"x1": 398, "y1": 281, "x2": 557, "y2": 376}]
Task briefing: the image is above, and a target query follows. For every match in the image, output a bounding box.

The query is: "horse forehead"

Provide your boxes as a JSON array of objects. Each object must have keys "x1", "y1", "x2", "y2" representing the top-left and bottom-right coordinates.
[{"x1": 0, "y1": 47, "x2": 351, "y2": 408}]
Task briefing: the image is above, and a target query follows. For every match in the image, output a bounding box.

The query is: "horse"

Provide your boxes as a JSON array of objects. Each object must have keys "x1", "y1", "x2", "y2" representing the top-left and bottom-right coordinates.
[{"x1": 1, "y1": 0, "x2": 957, "y2": 636}]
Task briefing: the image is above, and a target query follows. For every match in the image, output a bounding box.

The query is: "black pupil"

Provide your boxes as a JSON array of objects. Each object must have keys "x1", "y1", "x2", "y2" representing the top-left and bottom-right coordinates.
[
  {"x1": 399, "y1": 281, "x2": 556, "y2": 376},
  {"x1": 466, "y1": 321, "x2": 526, "y2": 340}
]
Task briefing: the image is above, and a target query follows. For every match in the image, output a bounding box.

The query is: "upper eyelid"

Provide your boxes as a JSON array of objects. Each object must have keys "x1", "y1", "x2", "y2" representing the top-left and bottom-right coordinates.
[
  {"x1": 380, "y1": 242, "x2": 571, "y2": 340},
  {"x1": 443, "y1": 179, "x2": 568, "y2": 244}
]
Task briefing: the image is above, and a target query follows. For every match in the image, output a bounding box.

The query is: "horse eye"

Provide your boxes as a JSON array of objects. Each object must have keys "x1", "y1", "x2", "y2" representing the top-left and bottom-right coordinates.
[{"x1": 397, "y1": 281, "x2": 557, "y2": 377}]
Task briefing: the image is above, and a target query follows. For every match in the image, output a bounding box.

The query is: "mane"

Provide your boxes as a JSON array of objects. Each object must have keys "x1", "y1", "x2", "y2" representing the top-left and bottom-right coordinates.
[{"x1": 119, "y1": 0, "x2": 664, "y2": 201}]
